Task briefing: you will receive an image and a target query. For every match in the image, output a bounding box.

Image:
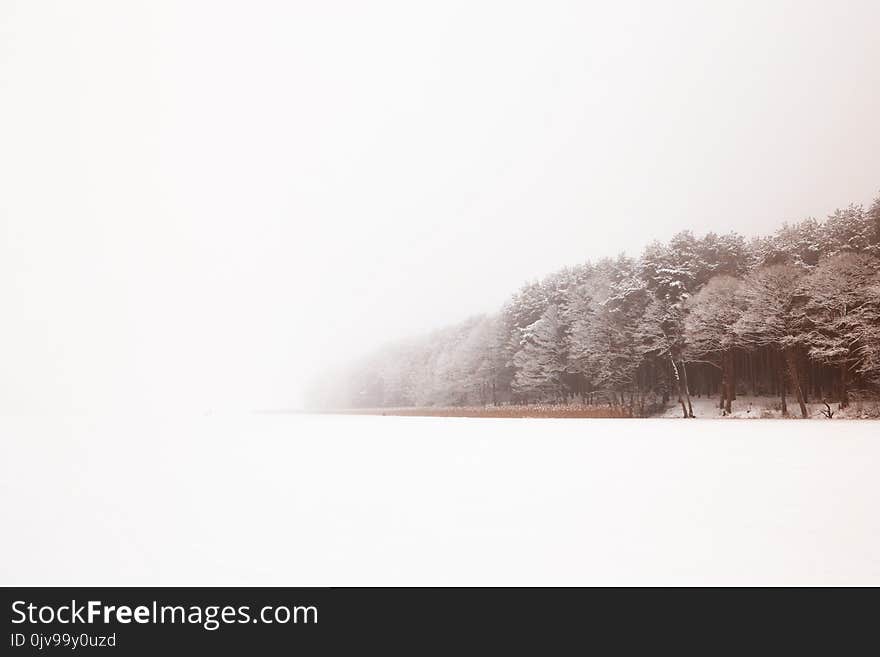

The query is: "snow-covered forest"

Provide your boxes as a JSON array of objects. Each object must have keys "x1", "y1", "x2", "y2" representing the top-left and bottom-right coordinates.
[{"x1": 309, "y1": 194, "x2": 880, "y2": 417}]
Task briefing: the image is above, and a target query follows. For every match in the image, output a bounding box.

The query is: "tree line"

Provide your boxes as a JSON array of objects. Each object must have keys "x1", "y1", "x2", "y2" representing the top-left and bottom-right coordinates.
[{"x1": 309, "y1": 194, "x2": 880, "y2": 417}]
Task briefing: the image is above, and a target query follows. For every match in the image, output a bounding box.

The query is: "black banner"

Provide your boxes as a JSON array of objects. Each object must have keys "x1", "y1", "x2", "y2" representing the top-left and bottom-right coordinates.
[{"x1": 1, "y1": 587, "x2": 872, "y2": 654}]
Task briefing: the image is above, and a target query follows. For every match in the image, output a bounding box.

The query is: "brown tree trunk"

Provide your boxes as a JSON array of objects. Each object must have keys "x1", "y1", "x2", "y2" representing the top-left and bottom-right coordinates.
[
  {"x1": 800, "y1": 353, "x2": 809, "y2": 404},
  {"x1": 777, "y1": 350, "x2": 788, "y2": 416},
  {"x1": 677, "y1": 398, "x2": 687, "y2": 418},
  {"x1": 729, "y1": 352, "x2": 737, "y2": 402},
  {"x1": 681, "y1": 361, "x2": 694, "y2": 418},
  {"x1": 840, "y1": 364, "x2": 849, "y2": 408},
  {"x1": 670, "y1": 355, "x2": 690, "y2": 418},
  {"x1": 718, "y1": 351, "x2": 733, "y2": 414},
  {"x1": 724, "y1": 351, "x2": 733, "y2": 414},
  {"x1": 784, "y1": 347, "x2": 808, "y2": 418},
  {"x1": 750, "y1": 352, "x2": 758, "y2": 396}
]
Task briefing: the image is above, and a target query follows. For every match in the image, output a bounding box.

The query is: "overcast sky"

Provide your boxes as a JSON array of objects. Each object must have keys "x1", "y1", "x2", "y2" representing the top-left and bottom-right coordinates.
[{"x1": 2, "y1": 1, "x2": 879, "y2": 413}]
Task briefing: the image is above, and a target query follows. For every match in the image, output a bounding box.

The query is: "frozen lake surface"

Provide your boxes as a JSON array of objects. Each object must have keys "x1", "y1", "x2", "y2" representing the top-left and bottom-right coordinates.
[{"x1": 2, "y1": 414, "x2": 879, "y2": 585}]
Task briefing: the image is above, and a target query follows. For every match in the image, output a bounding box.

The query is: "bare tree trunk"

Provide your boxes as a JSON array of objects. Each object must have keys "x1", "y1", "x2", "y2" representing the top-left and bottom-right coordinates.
[
  {"x1": 724, "y1": 351, "x2": 733, "y2": 414},
  {"x1": 784, "y1": 347, "x2": 808, "y2": 418},
  {"x1": 676, "y1": 398, "x2": 685, "y2": 418},
  {"x1": 840, "y1": 364, "x2": 849, "y2": 408},
  {"x1": 669, "y1": 355, "x2": 691, "y2": 418},
  {"x1": 718, "y1": 351, "x2": 732, "y2": 413},
  {"x1": 777, "y1": 350, "x2": 788, "y2": 416},
  {"x1": 750, "y1": 351, "x2": 758, "y2": 396},
  {"x1": 730, "y1": 351, "x2": 737, "y2": 402},
  {"x1": 681, "y1": 360, "x2": 694, "y2": 417},
  {"x1": 800, "y1": 353, "x2": 809, "y2": 404}
]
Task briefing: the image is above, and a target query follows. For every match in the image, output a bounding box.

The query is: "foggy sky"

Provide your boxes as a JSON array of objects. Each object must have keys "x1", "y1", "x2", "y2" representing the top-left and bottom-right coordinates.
[{"x1": 2, "y1": 1, "x2": 879, "y2": 413}]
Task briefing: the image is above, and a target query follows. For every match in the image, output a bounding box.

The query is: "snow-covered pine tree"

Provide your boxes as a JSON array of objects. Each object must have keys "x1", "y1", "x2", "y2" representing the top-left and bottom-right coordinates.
[
  {"x1": 575, "y1": 273, "x2": 650, "y2": 407},
  {"x1": 854, "y1": 276, "x2": 880, "y2": 380},
  {"x1": 564, "y1": 271, "x2": 610, "y2": 403},
  {"x1": 694, "y1": 232, "x2": 750, "y2": 284},
  {"x1": 776, "y1": 218, "x2": 822, "y2": 267},
  {"x1": 635, "y1": 298, "x2": 694, "y2": 417},
  {"x1": 684, "y1": 275, "x2": 746, "y2": 413},
  {"x1": 636, "y1": 233, "x2": 703, "y2": 415},
  {"x1": 512, "y1": 305, "x2": 567, "y2": 402},
  {"x1": 822, "y1": 204, "x2": 877, "y2": 257},
  {"x1": 734, "y1": 264, "x2": 809, "y2": 417},
  {"x1": 639, "y1": 233, "x2": 699, "y2": 303},
  {"x1": 801, "y1": 253, "x2": 880, "y2": 406}
]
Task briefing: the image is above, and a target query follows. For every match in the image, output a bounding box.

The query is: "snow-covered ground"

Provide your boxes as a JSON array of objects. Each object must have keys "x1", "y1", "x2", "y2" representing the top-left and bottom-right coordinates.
[
  {"x1": 1, "y1": 413, "x2": 879, "y2": 586},
  {"x1": 658, "y1": 395, "x2": 880, "y2": 419}
]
